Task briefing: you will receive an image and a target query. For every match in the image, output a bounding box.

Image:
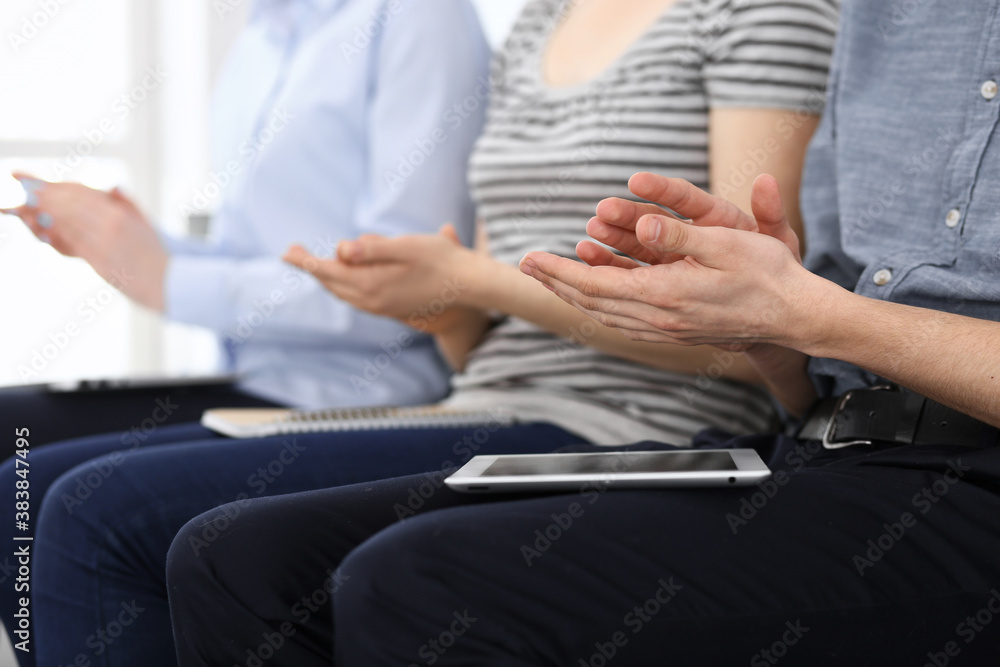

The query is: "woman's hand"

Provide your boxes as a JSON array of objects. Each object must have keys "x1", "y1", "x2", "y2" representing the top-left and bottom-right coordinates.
[
  {"x1": 519, "y1": 173, "x2": 828, "y2": 349},
  {"x1": 283, "y1": 224, "x2": 482, "y2": 334},
  {"x1": 1, "y1": 174, "x2": 168, "y2": 312}
]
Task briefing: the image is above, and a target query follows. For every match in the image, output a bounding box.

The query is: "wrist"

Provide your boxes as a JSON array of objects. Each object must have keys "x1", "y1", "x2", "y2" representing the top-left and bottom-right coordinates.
[
  {"x1": 773, "y1": 273, "x2": 856, "y2": 356},
  {"x1": 453, "y1": 250, "x2": 499, "y2": 311}
]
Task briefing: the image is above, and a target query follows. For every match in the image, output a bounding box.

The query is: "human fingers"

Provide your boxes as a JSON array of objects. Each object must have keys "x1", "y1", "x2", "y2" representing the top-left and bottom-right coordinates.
[
  {"x1": 575, "y1": 240, "x2": 645, "y2": 270},
  {"x1": 628, "y1": 172, "x2": 755, "y2": 232}
]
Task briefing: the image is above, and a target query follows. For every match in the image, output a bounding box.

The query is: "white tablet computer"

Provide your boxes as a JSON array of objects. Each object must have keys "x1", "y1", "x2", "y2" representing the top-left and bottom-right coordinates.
[{"x1": 444, "y1": 449, "x2": 771, "y2": 493}]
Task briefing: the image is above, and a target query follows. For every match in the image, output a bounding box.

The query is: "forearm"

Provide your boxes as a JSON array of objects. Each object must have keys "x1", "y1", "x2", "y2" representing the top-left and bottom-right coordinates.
[
  {"x1": 744, "y1": 345, "x2": 816, "y2": 417},
  {"x1": 429, "y1": 308, "x2": 492, "y2": 372},
  {"x1": 463, "y1": 259, "x2": 763, "y2": 384},
  {"x1": 795, "y1": 287, "x2": 1000, "y2": 428}
]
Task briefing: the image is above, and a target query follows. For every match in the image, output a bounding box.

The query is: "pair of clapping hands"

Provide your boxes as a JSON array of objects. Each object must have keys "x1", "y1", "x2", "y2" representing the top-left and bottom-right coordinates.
[
  {"x1": 3, "y1": 170, "x2": 824, "y2": 360},
  {"x1": 289, "y1": 171, "x2": 826, "y2": 358}
]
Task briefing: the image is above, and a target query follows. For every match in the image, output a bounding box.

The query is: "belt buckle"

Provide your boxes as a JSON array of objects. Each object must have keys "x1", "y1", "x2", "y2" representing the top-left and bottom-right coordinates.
[{"x1": 821, "y1": 386, "x2": 894, "y2": 450}]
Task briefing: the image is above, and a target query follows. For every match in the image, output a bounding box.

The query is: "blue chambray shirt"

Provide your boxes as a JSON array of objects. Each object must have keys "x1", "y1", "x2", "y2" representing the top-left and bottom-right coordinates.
[
  {"x1": 802, "y1": 0, "x2": 1000, "y2": 398},
  {"x1": 162, "y1": 0, "x2": 491, "y2": 408}
]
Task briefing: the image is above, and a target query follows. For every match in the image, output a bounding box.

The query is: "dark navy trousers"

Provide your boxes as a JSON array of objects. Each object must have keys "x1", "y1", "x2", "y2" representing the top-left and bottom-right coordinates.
[
  {"x1": 0, "y1": 421, "x2": 585, "y2": 667},
  {"x1": 167, "y1": 431, "x2": 1000, "y2": 666}
]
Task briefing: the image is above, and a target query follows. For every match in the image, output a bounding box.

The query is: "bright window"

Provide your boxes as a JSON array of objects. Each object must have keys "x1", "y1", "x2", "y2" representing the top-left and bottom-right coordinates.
[{"x1": 0, "y1": 0, "x2": 529, "y2": 389}]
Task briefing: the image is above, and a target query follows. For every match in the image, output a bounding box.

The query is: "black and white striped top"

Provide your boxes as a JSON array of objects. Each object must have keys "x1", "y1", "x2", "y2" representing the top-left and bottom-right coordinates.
[{"x1": 446, "y1": 0, "x2": 839, "y2": 445}]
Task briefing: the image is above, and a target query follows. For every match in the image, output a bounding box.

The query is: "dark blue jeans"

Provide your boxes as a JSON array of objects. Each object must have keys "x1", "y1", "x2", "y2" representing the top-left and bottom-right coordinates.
[
  {"x1": 167, "y1": 432, "x2": 1000, "y2": 666},
  {"x1": 0, "y1": 383, "x2": 277, "y2": 452},
  {"x1": 0, "y1": 421, "x2": 586, "y2": 667}
]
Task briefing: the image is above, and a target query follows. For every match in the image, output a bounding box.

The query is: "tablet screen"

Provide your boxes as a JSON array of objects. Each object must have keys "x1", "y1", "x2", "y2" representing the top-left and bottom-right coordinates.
[{"x1": 479, "y1": 451, "x2": 737, "y2": 477}]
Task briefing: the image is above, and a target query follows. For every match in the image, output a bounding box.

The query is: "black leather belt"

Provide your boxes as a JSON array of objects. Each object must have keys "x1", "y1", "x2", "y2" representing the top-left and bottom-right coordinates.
[{"x1": 796, "y1": 386, "x2": 1000, "y2": 449}]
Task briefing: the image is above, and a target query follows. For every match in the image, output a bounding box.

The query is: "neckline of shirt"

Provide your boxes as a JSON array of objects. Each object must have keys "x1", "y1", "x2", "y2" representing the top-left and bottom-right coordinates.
[{"x1": 530, "y1": 0, "x2": 688, "y2": 100}]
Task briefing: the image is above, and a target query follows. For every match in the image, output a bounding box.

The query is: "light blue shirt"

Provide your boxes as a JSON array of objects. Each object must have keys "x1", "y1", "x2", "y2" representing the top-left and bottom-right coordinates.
[
  {"x1": 802, "y1": 0, "x2": 1000, "y2": 397},
  {"x1": 162, "y1": 0, "x2": 491, "y2": 408}
]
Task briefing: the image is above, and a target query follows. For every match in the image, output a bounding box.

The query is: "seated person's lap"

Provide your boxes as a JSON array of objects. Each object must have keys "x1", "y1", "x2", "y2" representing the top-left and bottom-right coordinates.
[{"x1": 168, "y1": 434, "x2": 1000, "y2": 666}]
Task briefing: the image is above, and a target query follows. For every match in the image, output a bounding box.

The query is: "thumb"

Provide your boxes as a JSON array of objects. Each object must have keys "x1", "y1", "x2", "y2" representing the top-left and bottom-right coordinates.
[
  {"x1": 636, "y1": 214, "x2": 721, "y2": 267},
  {"x1": 439, "y1": 223, "x2": 461, "y2": 245},
  {"x1": 750, "y1": 174, "x2": 801, "y2": 262},
  {"x1": 337, "y1": 234, "x2": 400, "y2": 265},
  {"x1": 109, "y1": 187, "x2": 146, "y2": 220},
  {"x1": 108, "y1": 187, "x2": 142, "y2": 215},
  {"x1": 283, "y1": 244, "x2": 321, "y2": 274}
]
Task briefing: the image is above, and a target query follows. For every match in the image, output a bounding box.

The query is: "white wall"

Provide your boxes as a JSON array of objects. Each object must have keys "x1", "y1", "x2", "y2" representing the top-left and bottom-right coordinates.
[
  {"x1": 0, "y1": 0, "x2": 532, "y2": 388},
  {"x1": 472, "y1": 0, "x2": 528, "y2": 47}
]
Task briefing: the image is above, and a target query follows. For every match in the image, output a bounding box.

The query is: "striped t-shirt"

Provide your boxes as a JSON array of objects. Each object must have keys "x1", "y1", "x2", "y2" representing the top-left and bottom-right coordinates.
[{"x1": 445, "y1": 0, "x2": 839, "y2": 446}]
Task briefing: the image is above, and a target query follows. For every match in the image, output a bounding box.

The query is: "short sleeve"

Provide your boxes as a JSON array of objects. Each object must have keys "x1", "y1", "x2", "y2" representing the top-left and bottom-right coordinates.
[{"x1": 700, "y1": 0, "x2": 840, "y2": 111}]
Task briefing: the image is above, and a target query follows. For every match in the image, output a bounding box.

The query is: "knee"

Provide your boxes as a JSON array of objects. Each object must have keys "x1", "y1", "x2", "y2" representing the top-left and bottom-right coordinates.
[
  {"x1": 166, "y1": 499, "x2": 248, "y2": 587},
  {"x1": 167, "y1": 497, "x2": 293, "y2": 596},
  {"x1": 36, "y1": 457, "x2": 119, "y2": 541},
  {"x1": 166, "y1": 510, "x2": 218, "y2": 594},
  {"x1": 335, "y1": 513, "x2": 467, "y2": 616}
]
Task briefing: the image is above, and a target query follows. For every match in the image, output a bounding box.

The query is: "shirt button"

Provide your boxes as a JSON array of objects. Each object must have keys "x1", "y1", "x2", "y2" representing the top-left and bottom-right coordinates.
[
  {"x1": 873, "y1": 269, "x2": 893, "y2": 286},
  {"x1": 945, "y1": 208, "x2": 961, "y2": 228},
  {"x1": 981, "y1": 80, "x2": 998, "y2": 100}
]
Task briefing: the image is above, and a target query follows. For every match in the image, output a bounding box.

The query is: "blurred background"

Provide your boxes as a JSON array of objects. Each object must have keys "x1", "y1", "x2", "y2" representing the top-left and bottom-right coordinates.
[{"x1": 0, "y1": 0, "x2": 529, "y2": 392}]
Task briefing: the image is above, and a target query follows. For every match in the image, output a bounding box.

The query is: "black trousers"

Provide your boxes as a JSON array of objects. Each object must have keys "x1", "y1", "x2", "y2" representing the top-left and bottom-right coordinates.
[
  {"x1": 168, "y1": 431, "x2": 1000, "y2": 666},
  {"x1": 0, "y1": 383, "x2": 278, "y2": 453}
]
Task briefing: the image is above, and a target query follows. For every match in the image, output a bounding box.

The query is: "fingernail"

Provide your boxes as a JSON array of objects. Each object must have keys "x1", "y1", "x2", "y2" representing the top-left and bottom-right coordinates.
[
  {"x1": 644, "y1": 217, "x2": 662, "y2": 243},
  {"x1": 38, "y1": 212, "x2": 53, "y2": 229},
  {"x1": 523, "y1": 258, "x2": 538, "y2": 270}
]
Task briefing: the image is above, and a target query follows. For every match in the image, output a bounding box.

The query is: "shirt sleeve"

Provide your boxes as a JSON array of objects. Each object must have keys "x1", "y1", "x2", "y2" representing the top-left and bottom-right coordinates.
[
  {"x1": 164, "y1": 0, "x2": 491, "y2": 339},
  {"x1": 700, "y1": 0, "x2": 840, "y2": 111},
  {"x1": 354, "y1": 0, "x2": 491, "y2": 247}
]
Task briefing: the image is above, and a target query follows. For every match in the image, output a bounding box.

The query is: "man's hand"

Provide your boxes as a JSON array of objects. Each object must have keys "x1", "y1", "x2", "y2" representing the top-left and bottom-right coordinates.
[
  {"x1": 0, "y1": 174, "x2": 169, "y2": 312},
  {"x1": 519, "y1": 173, "x2": 826, "y2": 349},
  {"x1": 576, "y1": 171, "x2": 802, "y2": 270}
]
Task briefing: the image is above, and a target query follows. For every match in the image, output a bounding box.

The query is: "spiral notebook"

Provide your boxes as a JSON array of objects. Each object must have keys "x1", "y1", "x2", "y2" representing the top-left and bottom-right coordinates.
[{"x1": 202, "y1": 405, "x2": 517, "y2": 438}]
